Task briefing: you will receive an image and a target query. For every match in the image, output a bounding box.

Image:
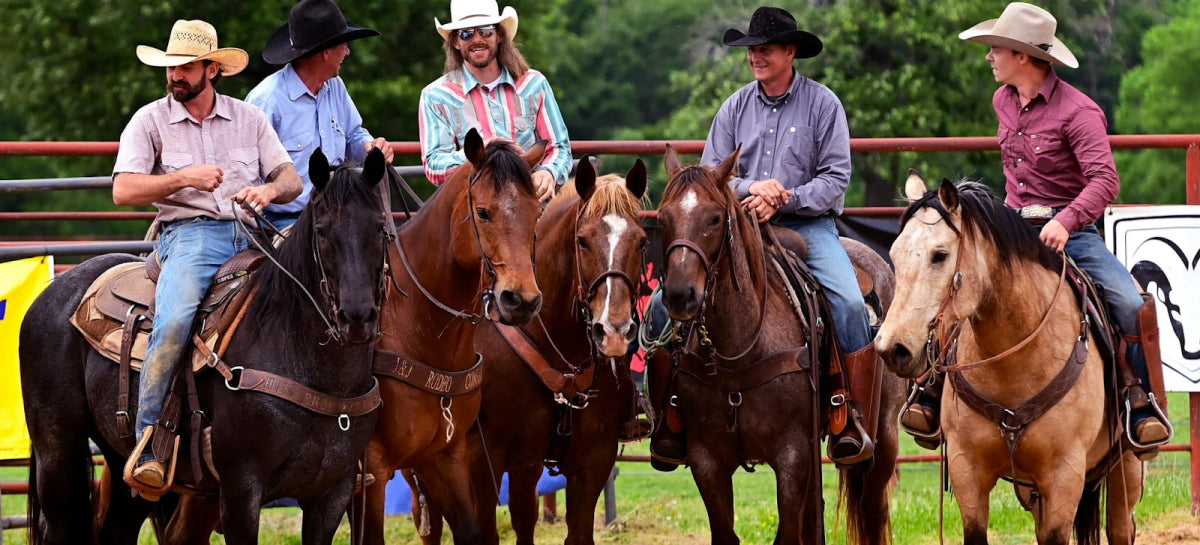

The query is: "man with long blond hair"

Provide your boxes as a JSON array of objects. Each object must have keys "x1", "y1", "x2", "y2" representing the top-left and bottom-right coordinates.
[{"x1": 419, "y1": 0, "x2": 570, "y2": 201}]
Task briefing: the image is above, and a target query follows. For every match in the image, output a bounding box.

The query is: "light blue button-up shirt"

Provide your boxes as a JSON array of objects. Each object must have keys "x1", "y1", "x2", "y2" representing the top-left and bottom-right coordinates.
[{"x1": 246, "y1": 64, "x2": 374, "y2": 214}]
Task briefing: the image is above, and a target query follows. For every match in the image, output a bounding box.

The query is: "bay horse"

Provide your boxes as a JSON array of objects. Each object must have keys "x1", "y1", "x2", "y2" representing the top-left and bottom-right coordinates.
[
  {"x1": 655, "y1": 145, "x2": 901, "y2": 545},
  {"x1": 408, "y1": 157, "x2": 649, "y2": 545},
  {"x1": 874, "y1": 176, "x2": 1143, "y2": 545},
  {"x1": 20, "y1": 148, "x2": 390, "y2": 544},
  {"x1": 355, "y1": 130, "x2": 546, "y2": 545}
]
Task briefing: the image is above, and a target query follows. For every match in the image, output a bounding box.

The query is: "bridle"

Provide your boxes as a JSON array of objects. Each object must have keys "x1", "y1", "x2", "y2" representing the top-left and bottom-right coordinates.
[
  {"x1": 571, "y1": 203, "x2": 647, "y2": 360},
  {"x1": 920, "y1": 210, "x2": 1071, "y2": 374}
]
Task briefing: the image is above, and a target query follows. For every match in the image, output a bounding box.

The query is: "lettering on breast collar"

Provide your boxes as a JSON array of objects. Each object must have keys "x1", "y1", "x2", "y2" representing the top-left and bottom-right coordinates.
[{"x1": 425, "y1": 372, "x2": 453, "y2": 393}]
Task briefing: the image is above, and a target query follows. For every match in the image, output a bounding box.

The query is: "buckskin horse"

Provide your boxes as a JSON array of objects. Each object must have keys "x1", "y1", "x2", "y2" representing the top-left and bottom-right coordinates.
[
  {"x1": 653, "y1": 145, "x2": 901, "y2": 545},
  {"x1": 354, "y1": 130, "x2": 546, "y2": 545},
  {"x1": 874, "y1": 176, "x2": 1144, "y2": 545},
  {"x1": 20, "y1": 148, "x2": 390, "y2": 544},
  {"x1": 407, "y1": 157, "x2": 650, "y2": 545}
]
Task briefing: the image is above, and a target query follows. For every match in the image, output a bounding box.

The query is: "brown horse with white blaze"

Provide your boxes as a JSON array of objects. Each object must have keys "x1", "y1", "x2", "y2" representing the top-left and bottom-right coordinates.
[
  {"x1": 355, "y1": 129, "x2": 546, "y2": 545},
  {"x1": 874, "y1": 175, "x2": 1143, "y2": 545}
]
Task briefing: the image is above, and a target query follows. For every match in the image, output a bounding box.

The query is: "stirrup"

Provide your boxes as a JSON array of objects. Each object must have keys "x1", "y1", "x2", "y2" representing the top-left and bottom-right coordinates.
[
  {"x1": 898, "y1": 402, "x2": 942, "y2": 450},
  {"x1": 829, "y1": 414, "x2": 875, "y2": 465},
  {"x1": 1124, "y1": 394, "x2": 1173, "y2": 453},
  {"x1": 122, "y1": 426, "x2": 179, "y2": 501}
]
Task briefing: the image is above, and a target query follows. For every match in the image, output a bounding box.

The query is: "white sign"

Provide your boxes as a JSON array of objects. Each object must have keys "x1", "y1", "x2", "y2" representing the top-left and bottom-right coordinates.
[{"x1": 1105, "y1": 206, "x2": 1200, "y2": 391}]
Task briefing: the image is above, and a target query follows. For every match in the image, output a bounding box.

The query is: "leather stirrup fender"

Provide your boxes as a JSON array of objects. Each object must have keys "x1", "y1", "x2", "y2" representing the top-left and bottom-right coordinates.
[
  {"x1": 843, "y1": 343, "x2": 884, "y2": 441},
  {"x1": 1136, "y1": 293, "x2": 1168, "y2": 410}
]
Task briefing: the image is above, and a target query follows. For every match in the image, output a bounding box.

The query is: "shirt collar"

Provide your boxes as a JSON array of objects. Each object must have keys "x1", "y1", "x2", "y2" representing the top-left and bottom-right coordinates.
[
  {"x1": 1004, "y1": 69, "x2": 1061, "y2": 105},
  {"x1": 460, "y1": 65, "x2": 513, "y2": 92},
  {"x1": 283, "y1": 64, "x2": 318, "y2": 100},
  {"x1": 755, "y1": 69, "x2": 799, "y2": 106},
  {"x1": 167, "y1": 92, "x2": 230, "y2": 124}
]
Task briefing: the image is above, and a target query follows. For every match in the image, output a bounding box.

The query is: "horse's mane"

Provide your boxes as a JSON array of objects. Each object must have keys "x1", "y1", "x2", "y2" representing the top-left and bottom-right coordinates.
[
  {"x1": 476, "y1": 140, "x2": 536, "y2": 196},
  {"x1": 901, "y1": 180, "x2": 1062, "y2": 272},
  {"x1": 249, "y1": 162, "x2": 380, "y2": 329},
  {"x1": 663, "y1": 165, "x2": 766, "y2": 293},
  {"x1": 551, "y1": 174, "x2": 643, "y2": 221}
]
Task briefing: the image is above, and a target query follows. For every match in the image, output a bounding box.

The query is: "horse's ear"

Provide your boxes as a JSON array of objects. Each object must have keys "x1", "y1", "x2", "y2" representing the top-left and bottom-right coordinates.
[
  {"x1": 575, "y1": 155, "x2": 597, "y2": 202},
  {"x1": 904, "y1": 168, "x2": 929, "y2": 201},
  {"x1": 310, "y1": 148, "x2": 330, "y2": 193},
  {"x1": 362, "y1": 147, "x2": 385, "y2": 188},
  {"x1": 663, "y1": 144, "x2": 683, "y2": 179},
  {"x1": 713, "y1": 145, "x2": 742, "y2": 186},
  {"x1": 464, "y1": 128, "x2": 486, "y2": 169},
  {"x1": 625, "y1": 158, "x2": 647, "y2": 199},
  {"x1": 523, "y1": 139, "x2": 549, "y2": 169},
  {"x1": 938, "y1": 178, "x2": 959, "y2": 213}
]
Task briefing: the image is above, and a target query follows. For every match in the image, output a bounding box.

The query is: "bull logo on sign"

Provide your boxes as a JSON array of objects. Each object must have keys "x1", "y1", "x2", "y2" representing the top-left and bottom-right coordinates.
[{"x1": 1130, "y1": 236, "x2": 1200, "y2": 382}]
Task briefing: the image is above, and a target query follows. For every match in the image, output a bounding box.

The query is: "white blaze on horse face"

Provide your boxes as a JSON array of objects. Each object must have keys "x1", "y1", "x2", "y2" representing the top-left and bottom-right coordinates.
[
  {"x1": 597, "y1": 214, "x2": 630, "y2": 330},
  {"x1": 676, "y1": 190, "x2": 700, "y2": 268}
]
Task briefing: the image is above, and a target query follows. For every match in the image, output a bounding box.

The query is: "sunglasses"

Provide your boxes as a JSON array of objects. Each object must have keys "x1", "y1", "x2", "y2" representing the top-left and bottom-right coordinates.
[{"x1": 457, "y1": 25, "x2": 496, "y2": 41}]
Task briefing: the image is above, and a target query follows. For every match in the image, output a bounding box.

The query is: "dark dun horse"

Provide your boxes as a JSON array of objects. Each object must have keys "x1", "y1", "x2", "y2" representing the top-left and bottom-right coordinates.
[
  {"x1": 875, "y1": 177, "x2": 1143, "y2": 545},
  {"x1": 410, "y1": 158, "x2": 649, "y2": 545},
  {"x1": 655, "y1": 145, "x2": 902, "y2": 545},
  {"x1": 355, "y1": 130, "x2": 545, "y2": 545},
  {"x1": 20, "y1": 148, "x2": 390, "y2": 544}
]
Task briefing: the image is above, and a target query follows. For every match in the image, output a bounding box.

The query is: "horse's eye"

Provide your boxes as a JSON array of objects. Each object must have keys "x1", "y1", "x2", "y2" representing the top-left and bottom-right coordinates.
[
  {"x1": 932, "y1": 250, "x2": 949, "y2": 264},
  {"x1": 638, "y1": 238, "x2": 648, "y2": 250},
  {"x1": 476, "y1": 207, "x2": 491, "y2": 222},
  {"x1": 708, "y1": 214, "x2": 722, "y2": 227},
  {"x1": 577, "y1": 236, "x2": 590, "y2": 250}
]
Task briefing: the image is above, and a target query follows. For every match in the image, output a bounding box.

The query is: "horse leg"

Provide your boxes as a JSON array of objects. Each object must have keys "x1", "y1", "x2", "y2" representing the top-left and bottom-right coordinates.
[
  {"x1": 300, "y1": 475, "x2": 356, "y2": 545},
  {"x1": 356, "y1": 445, "x2": 393, "y2": 545},
  {"x1": 948, "y1": 456, "x2": 997, "y2": 545},
  {"x1": 414, "y1": 454, "x2": 486, "y2": 545},
  {"x1": 27, "y1": 430, "x2": 96, "y2": 544},
  {"x1": 1030, "y1": 472, "x2": 1085, "y2": 545},
  {"x1": 508, "y1": 464, "x2": 542, "y2": 545},
  {"x1": 839, "y1": 420, "x2": 899, "y2": 545},
  {"x1": 1103, "y1": 451, "x2": 1143, "y2": 545},
  {"x1": 163, "y1": 495, "x2": 221, "y2": 545},
  {"x1": 688, "y1": 452, "x2": 738, "y2": 545},
  {"x1": 770, "y1": 448, "x2": 808, "y2": 545},
  {"x1": 402, "y1": 468, "x2": 446, "y2": 545},
  {"x1": 217, "y1": 480, "x2": 263, "y2": 545},
  {"x1": 95, "y1": 453, "x2": 153, "y2": 545}
]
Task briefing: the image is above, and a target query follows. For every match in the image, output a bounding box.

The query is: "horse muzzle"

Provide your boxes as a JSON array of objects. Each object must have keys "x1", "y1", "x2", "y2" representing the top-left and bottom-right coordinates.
[
  {"x1": 875, "y1": 338, "x2": 924, "y2": 378},
  {"x1": 590, "y1": 319, "x2": 636, "y2": 358},
  {"x1": 492, "y1": 288, "x2": 542, "y2": 326},
  {"x1": 662, "y1": 282, "x2": 703, "y2": 322},
  {"x1": 336, "y1": 305, "x2": 380, "y2": 344}
]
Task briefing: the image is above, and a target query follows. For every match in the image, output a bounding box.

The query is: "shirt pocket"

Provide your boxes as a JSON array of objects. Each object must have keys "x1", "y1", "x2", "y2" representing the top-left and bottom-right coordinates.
[
  {"x1": 161, "y1": 151, "x2": 194, "y2": 173},
  {"x1": 998, "y1": 127, "x2": 1019, "y2": 168},
  {"x1": 227, "y1": 147, "x2": 260, "y2": 184},
  {"x1": 780, "y1": 125, "x2": 815, "y2": 178},
  {"x1": 1030, "y1": 135, "x2": 1065, "y2": 172},
  {"x1": 282, "y1": 134, "x2": 311, "y2": 155}
]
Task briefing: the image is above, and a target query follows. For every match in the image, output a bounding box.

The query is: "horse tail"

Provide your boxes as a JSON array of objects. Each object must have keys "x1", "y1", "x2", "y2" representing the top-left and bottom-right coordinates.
[
  {"x1": 27, "y1": 449, "x2": 39, "y2": 544},
  {"x1": 838, "y1": 464, "x2": 894, "y2": 545},
  {"x1": 1074, "y1": 479, "x2": 1104, "y2": 545}
]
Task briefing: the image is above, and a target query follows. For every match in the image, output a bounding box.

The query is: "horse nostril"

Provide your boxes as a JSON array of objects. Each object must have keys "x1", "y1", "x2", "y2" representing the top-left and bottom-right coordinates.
[
  {"x1": 891, "y1": 343, "x2": 913, "y2": 369},
  {"x1": 528, "y1": 293, "x2": 542, "y2": 312},
  {"x1": 591, "y1": 323, "x2": 606, "y2": 342},
  {"x1": 622, "y1": 322, "x2": 636, "y2": 341},
  {"x1": 500, "y1": 290, "x2": 519, "y2": 308}
]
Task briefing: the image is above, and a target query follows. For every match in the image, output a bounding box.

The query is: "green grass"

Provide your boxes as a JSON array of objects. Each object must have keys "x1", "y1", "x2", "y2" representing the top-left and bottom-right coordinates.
[{"x1": 3, "y1": 392, "x2": 1195, "y2": 544}]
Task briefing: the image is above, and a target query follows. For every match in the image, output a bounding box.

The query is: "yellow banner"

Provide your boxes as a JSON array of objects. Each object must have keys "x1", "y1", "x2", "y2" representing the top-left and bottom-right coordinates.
[{"x1": 0, "y1": 256, "x2": 53, "y2": 460}]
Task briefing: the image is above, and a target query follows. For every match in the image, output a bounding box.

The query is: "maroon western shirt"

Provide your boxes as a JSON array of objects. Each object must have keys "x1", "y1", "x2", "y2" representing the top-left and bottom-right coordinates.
[{"x1": 994, "y1": 69, "x2": 1120, "y2": 233}]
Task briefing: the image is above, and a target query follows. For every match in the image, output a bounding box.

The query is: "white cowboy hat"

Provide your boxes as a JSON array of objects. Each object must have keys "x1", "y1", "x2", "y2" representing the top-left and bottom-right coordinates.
[
  {"x1": 136, "y1": 20, "x2": 249, "y2": 76},
  {"x1": 959, "y1": 2, "x2": 1077, "y2": 68},
  {"x1": 434, "y1": 0, "x2": 518, "y2": 41}
]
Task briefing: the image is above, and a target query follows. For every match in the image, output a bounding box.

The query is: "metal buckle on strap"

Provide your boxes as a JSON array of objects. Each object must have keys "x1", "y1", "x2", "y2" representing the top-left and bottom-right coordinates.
[
  {"x1": 224, "y1": 366, "x2": 244, "y2": 391},
  {"x1": 999, "y1": 408, "x2": 1021, "y2": 431},
  {"x1": 829, "y1": 393, "x2": 845, "y2": 407},
  {"x1": 338, "y1": 414, "x2": 351, "y2": 432}
]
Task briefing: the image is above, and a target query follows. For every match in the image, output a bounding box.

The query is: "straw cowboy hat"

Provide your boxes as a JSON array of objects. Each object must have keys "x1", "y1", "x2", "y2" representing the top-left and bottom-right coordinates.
[
  {"x1": 263, "y1": 0, "x2": 380, "y2": 65},
  {"x1": 723, "y1": 7, "x2": 823, "y2": 59},
  {"x1": 435, "y1": 0, "x2": 518, "y2": 41},
  {"x1": 959, "y1": 2, "x2": 1078, "y2": 68},
  {"x1": 136, "y1": 20, "x2": 249, "y2": 76}
]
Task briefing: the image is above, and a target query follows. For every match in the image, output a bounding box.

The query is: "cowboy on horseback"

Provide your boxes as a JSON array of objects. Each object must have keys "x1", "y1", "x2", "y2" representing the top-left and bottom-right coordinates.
[
  {"x1": 112, "y1": 19, "x2": 301, "y2": 492},
  {"x1": 902, "y1": 1, "x2": 1172, "y2": 450},
  {"x1": 648, "y1": 6, "x2": 884, "y2": 467}
]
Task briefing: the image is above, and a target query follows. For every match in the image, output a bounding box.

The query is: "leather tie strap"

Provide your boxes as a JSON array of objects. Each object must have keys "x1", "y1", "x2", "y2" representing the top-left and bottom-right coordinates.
[
  {"x1": 373, "y1": 350, "x2": 484, "y2": 396},
  {"x1": 678, "y1": 348, "x2": 809, "y2": 393},
  {"x1": 492, "y1": 321, "x2": 596, "y2": 401},
  {"x1": 116, "y1": 312, "x2": 145, "y2": 438}
]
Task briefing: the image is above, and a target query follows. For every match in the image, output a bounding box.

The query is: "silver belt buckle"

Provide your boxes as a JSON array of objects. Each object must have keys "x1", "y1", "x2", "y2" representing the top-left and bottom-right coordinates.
[{"x1": 1019, "y1": 204, "x2": 1055, "y2": 224}]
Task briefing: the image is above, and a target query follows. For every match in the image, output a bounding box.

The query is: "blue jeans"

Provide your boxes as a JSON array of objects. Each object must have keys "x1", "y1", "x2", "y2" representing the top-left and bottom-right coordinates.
[
  {"x1": 776, "y1": 215, "x2": 872, "y2": 353},
  {"x1": 136, "y1": 217, "x2": 249, "y2": 442},
  {"x1": 263, "y1": 210, "x2": 301, "y2": 233},
  {"x1": 1065, "y1": 224, "x2": 1149, "y2": 381}
]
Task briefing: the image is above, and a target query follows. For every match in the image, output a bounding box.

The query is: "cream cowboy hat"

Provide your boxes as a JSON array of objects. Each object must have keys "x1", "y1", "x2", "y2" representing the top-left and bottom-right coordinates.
[
  {"x1": 435, "y1": 0, "x2": 518, "y2": 41},
  {"x1": 958, "y1": 2, "x2": 1078, "y2": 68},
  {"x1": 136, "y1": 20, "x2": 249, "y2": 76}
]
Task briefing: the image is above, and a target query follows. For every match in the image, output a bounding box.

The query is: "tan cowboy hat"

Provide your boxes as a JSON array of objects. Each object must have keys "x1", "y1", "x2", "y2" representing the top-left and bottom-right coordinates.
[
  {"x1": 136, "y1": 20, "x2": 249, "y2": 76},
  {"x1": 435, "y1": 0, "x2": 518, "y2": 41},
  {"x1": 959, "y1": 2, "x2": 1078, "y2": 68}
]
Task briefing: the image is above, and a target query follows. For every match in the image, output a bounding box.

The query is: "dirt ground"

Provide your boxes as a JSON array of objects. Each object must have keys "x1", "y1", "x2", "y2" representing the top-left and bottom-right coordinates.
[{"x1": 1140, "y1": 520, "x2": 1200, "y2": 544}]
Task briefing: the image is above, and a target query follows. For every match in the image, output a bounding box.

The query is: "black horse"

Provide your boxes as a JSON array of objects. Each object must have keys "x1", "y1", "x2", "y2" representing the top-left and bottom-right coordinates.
[{"x1": 20, "y1": 148, "x2": 390, "y2": 544}]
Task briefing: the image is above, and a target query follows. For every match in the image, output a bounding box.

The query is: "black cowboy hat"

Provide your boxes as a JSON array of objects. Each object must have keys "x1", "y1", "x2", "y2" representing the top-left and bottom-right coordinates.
[
  {"x1": 263, "y1": 0, "x2": 380, "y2": 65},
  {"x1": 723, "y1": 6, "x2": 823, "y2": 58}
]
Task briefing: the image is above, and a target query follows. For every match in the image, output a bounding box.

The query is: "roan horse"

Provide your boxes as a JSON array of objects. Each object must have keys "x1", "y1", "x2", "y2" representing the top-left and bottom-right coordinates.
[
  {"x1": 409, "y1": 157, "x2": 649, "y2": 545},
  {"x1": 20, "y1": 148, "x2": 390, "y2": 544},
  {"x1": 655, "y1": 145, "x2": 902, "y2": 545},
  {"x1": 874, "y1": 176, "x2": 1143, "y2": 545},
  {"x1": 355, "y1": 129, "x2": 546, "y2": 545}
]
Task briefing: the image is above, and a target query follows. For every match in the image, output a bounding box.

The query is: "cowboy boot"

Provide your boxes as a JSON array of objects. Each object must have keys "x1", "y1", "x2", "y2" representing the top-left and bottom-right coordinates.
[
  {"x1": 1120, "y1": 296, "x2": 1172, "y2": 450},
  {"x1": 899, "y1": 371, "x2": 944, "y2": 450},
  {"x1": 828, "y1": 344, "x2": 881, "y2": 465},
  {"x1": 645, "y1": 347, "x2": 686, "y2": 471},
  {"x1": 618, "y1": 377, "x2": 653, "y2": 443}
]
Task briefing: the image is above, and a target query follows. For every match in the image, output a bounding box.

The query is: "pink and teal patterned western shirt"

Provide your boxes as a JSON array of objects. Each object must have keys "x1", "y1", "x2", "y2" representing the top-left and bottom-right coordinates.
[{"x1": 418, "y1": 66, "x2": 571, "y2": 186}]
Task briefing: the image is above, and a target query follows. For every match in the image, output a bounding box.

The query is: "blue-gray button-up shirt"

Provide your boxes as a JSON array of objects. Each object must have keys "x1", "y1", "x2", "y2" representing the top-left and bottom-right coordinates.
[
  {"x1": 702, "y1": 70, "x2": 851, "y2": 216},
  {"x1": 246, "y1": 64, "x2": 374, "y2": 214}
]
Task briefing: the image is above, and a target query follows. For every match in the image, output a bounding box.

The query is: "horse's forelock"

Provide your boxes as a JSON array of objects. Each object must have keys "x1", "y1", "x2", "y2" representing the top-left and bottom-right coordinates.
[
  {"x1": 662, "y1": 165, "x2": 730, "y2": 207},
  {"x1": 477, "y1": 140, "x2": 535, "y2": 196},
  {"x1": 580, "y1": 175, "x2": 642, "y2": 222}
]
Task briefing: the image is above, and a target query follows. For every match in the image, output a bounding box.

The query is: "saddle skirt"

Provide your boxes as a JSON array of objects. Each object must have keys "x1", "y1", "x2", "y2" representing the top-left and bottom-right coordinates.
[{"x1": 70, "y1": 251, "x2": 264, "y2": 372}]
